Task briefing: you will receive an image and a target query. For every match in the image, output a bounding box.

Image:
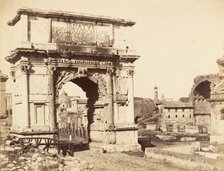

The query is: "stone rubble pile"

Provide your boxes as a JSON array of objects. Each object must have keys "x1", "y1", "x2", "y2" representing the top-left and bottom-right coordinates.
[{"x1": 0, "y1": 137, "x2": 93, "y2": 171}]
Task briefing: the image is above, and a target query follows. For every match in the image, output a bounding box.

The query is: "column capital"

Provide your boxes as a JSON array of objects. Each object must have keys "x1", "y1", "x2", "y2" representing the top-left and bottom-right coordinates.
[
  {"x1": 20, "y1": 64, "x2": 30, "y2": 74},
  {"x1": 107, "y1": 67, "x2": 115, "y2": 76},
  {"x1": 47, "y1": 65, "x2": 56, "y2": 75},
  {"x1": 10, "y1": 70, "x2": 16, "y2": 82},
  {"x1": 127, "y1": 70, "x2": 134, "y2": 77}
]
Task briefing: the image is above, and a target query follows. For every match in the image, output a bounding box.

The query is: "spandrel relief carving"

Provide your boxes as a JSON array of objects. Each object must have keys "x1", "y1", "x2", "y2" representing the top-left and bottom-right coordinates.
[
  {"x1": 56, "y1": 70, "x2": 76, "y2": 90},
  {"x1": 213, "y1": 80, "x2": 224, "y2": 93},
  {"x1": 210, "y1": 82, "x2": 216, "y2": 93},
  {"x1": 210, "y1": 80, "x2": 224, "y2": 99},
  {"x1": 93, "y1": 73, "x2": 107, "y2": 100}
]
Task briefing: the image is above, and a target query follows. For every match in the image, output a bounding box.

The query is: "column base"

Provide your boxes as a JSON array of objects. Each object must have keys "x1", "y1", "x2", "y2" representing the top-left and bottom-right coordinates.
[
  {"x1": 11, "y1": 125, "x2": 51, "y2": 132},
  {"x1": 90, "y1": 130, "x2": 116, "y2": 144},
  {"x1": 89, "y1": 142, "x2": 141, "y2": 152},
  {"x1": 10, "y1": 126, "x2": 57, "y2": 138},
  {"x1": 11, "y1": 126, "x2": 33, "y2": 133},
  {"x1": 89, "y1": 124, "x2": 140, "y2": 152}
]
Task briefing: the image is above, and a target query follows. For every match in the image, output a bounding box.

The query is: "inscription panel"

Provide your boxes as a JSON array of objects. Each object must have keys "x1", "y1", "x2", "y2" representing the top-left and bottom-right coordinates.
[{"x1": 52, "y1": 20, "x2": 113, "y2": 46}]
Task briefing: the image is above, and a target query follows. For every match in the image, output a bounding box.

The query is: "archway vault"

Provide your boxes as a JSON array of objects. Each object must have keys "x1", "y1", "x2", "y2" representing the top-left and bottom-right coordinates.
[
  {"x1": 56, "y1": 75, "x2": 99, "y2": 143},
  {"x1": 55, "y1": 68, "x2": 99, "y2": 99}
]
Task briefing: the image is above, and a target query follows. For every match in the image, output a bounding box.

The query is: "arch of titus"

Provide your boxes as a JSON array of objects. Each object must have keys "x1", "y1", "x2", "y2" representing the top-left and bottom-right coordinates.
[{"x1": 5, "y1": 8, "x2": 140, "y2": 151}]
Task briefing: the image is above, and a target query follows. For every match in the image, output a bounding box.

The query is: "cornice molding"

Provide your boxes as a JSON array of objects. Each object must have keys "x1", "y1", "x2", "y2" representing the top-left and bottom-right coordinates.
[{"x1": 8, "y1": 8, "x2": 136, "y2": 27}]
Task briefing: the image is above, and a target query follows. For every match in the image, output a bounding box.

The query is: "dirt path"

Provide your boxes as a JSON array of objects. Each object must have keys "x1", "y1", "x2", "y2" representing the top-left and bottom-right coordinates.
[
  {"x1": 73, "y1": 149, "x2": 188, "y2": 171},
  {"x1": 0, "y1": 119, "x2": 190, "y2": 171}
]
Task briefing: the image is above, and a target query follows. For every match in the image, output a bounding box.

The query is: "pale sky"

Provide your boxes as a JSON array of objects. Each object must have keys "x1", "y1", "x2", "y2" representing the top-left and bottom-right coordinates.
[{"x1": 1, "y1": 0, "x2": 224, "y2": 100}]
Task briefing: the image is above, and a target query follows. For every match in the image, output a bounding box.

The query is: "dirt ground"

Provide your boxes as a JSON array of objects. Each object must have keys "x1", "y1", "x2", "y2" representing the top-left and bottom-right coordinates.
[
  {"x1": 72, "y1": 149, "x2": 190, "y2": 171},
  {"x1": 0, "y1": 118, "x2": 199, "y2": 171}
]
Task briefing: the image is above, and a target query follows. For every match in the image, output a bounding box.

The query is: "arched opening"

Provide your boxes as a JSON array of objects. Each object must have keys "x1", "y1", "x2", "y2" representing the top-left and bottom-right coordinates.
[
  {"x1": 193, "y1": 81, "x2": 211, "y2": 112},
  {"x1": 194, "y1": 80, "x2": 211, "y2": 99},
  {"x1": 193, "y1": 80, "x2": 211, "y2": 135},
  {"x1": 56, "y1": 76, "x2": 99, "y2": 144},
  {"x1": 60, "y1": 81, "x2": 86, "y2": 98}
]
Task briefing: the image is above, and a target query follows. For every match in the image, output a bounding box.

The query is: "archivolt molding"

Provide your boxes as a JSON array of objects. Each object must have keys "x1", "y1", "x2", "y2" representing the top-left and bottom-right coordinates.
[
  {"x1": 189, "y1": 74, "x2": 220, "y2": 99},
  {"x1": 55, "y1": 67, "x2": 108, "y2": 99},
  {"x1": 56, "y1": 67, "x2": 98, "y2": 90},
  {"x1": 56, "y1": 70, "x2": 77, "y2": 90}
]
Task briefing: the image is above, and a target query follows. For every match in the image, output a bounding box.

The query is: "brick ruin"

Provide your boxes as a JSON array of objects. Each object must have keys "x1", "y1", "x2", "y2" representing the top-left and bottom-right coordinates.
[{"x1": 190, "y1": 57, "x2": 224, "y2": 144}]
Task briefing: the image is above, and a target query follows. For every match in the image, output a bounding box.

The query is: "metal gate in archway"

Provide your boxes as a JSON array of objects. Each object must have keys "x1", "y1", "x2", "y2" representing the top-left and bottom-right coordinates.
[{"x1": 58, "y1": 113, "x2": 88, "y2": 143}]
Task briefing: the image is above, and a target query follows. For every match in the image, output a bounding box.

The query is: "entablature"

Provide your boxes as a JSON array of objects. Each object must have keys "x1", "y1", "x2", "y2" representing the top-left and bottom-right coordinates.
[{"x1": 5, "y1": 45, "x2": 139, "y2": 64}]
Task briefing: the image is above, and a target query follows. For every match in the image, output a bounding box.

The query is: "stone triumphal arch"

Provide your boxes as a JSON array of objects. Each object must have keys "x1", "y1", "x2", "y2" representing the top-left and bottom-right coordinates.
[
  {"x1": 189, "y1": 57, "x2": 224, "y2": 144},
  {"x1": 5, "y1": 8, "x2": 140, "y2": 151}
]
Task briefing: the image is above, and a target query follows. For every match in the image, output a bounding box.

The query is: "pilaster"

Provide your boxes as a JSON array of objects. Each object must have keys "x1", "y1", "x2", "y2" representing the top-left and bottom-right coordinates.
[
  {"x1": 126, "y1": 69, "x2": 135, "y2": 124},
  {"x1": 20, "y1": 60, "x2": 31, "y2": 128},
  {"x1": 47, "y1": 64, "x2": 57, "y2": 131},
  {"x1": 10, "y1": 69, "x2": 16, "y2": 129},
  {"x1": 106, "y1": 67, "x2": 115, "y2": 128}
]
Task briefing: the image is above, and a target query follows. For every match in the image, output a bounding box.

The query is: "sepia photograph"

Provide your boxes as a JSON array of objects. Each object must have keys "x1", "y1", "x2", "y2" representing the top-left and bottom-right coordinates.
[{"x1": 0, "y1": 0, "x2": 224, "y2": 170}]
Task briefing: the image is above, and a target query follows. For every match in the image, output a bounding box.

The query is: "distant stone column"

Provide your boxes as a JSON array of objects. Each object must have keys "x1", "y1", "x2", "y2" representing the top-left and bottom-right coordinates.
[
  {"x1": 10, "y1": 70, "x2": 16, "y2": 129},
  {"x1": 48, "y1": 66, "x2": 56, "y2": 131},
  {"x1": 126, "y1": 69, "x2": 135, "y2": 124},
  {"x1": 20, "y1": 62, "x2": 30, "y2": 128},
  {"x1": 0, "y1": 71, "x2": 8, "y2": 116},
  {"x1": 113, "y1": 71, "x2": 119, "y2": 124},
  {"x1": 107, "y1": 67, "x2": 114, "y2": 127}
]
